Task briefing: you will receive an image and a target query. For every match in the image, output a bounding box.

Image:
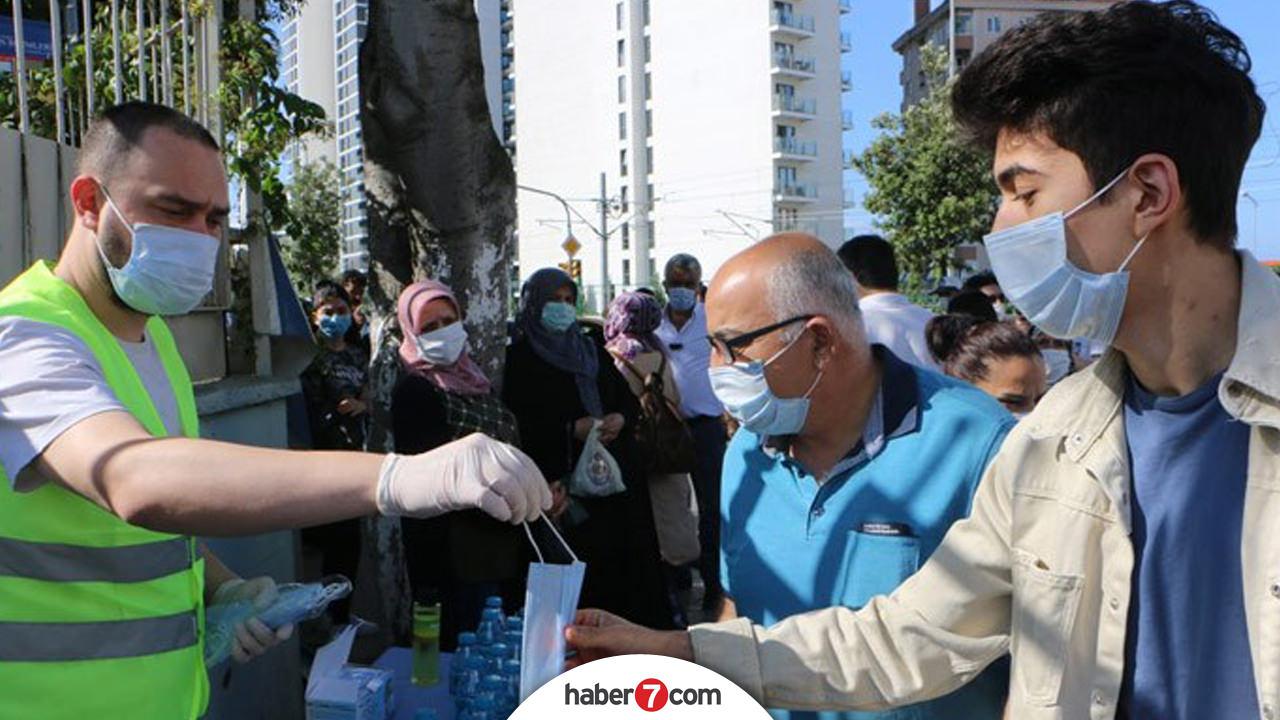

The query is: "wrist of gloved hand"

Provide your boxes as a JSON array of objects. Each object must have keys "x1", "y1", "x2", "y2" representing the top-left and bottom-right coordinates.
[
  {"x1": 210, "y1": 576, "x2": 294, "y2": 664},
  {"x1": 375, "y1": 433, "x2": 553, "y2": 524}
]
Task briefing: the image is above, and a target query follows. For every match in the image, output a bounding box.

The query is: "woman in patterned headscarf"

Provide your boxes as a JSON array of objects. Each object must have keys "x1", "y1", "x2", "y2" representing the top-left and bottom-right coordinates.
[
  {"x1": 503, "y1": 271, "x2": 677, "y2": 630},
  {"x1": 391, "y1": 280, "x2": 528, "y2": 651}
]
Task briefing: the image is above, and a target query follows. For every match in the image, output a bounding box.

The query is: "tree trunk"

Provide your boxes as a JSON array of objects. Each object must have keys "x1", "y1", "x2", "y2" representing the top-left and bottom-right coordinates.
[{"x1": 355, "y1": 0, "x2": 515, "y2": 651}]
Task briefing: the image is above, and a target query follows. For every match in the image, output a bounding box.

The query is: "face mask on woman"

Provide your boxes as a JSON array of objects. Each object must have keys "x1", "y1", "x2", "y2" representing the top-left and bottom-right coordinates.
[
  {"x1": 414, "y1": 321, "x2": 469, "y2": 366},
  {"x1": 541, "y1": 302, "x2": 577, "y2": 333}
]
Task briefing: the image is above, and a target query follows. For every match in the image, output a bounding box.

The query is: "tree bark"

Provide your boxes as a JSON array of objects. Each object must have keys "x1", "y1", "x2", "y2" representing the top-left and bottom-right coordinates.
[{"x1": 356, "y1": 0, "x2": 515, "y2": 650}]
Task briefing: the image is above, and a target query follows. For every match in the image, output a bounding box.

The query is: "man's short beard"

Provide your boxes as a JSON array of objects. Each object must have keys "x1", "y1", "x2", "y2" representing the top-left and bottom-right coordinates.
[{"x1": 96, "y1": 226, "x2": 133, "y2": 311}]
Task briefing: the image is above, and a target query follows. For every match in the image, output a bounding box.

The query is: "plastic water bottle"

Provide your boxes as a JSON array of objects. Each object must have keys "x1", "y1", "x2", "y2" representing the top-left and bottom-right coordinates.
[
  {"x1": 451, "y1": 632, "x2": 478, "y2": 696},
  {"x1": 486, "y1": 643, "x2": 509, "y2": 675},
  {"x1": 477, "y1": 607, "x2": 505, "y2": 644},
  {"x1": 502, "y1": 659, "x2": 522, "y2": 705},
  {"x1": 503, "y1": 630, "x2": 523, "y2": 660}
]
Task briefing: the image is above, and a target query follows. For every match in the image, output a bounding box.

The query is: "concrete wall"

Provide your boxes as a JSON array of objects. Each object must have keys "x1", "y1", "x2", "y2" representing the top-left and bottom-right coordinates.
[{"x1": 197, "y1": 378, "x2": 305, "y2": 720}]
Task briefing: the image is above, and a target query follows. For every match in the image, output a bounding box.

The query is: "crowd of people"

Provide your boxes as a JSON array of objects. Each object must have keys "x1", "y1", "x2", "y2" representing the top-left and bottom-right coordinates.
[
  {"x1": 1, "y1": 1, "x2": 1275, "y2": 718},
  {"x1": 295, "y1": 222, "x2": 1084, "y2": 664}
]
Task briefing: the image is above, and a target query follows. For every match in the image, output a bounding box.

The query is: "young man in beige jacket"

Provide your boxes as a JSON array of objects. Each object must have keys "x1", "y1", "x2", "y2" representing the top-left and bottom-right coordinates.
[{"x1": 566, "y1": 3, "x2": 1279, "y2": 718}]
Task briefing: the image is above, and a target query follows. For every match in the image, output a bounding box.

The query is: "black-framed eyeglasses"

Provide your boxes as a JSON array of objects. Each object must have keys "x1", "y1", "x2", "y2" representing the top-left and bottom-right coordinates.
[{"x1": 707, "y1": 315, "x2": 814, "y2": 365}]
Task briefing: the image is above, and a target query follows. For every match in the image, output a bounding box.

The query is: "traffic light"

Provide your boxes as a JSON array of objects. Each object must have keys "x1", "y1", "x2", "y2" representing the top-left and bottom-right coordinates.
[{"x1": 558, "y1": 259, "x2": 582, "y2": 282}]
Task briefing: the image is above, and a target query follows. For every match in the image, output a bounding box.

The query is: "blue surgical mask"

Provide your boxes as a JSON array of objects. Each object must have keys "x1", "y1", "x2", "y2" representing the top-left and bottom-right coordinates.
[
  {"x1": 96, "y1": 185, "x2": 221, "y2": 316},
  {"x1": 317, "y1": 313, "x2": 352, "y2": 339},
  {"x1": 667, "y1": 287, "x2": 698, "y2": 313},
  {"x1": 708, "y1": 329, "x2": 823, "y2": 437},
  {"x1": 1042, "y1": 348, "x2": 1072, "y2": 386},
  {"x1": 540, "y1": 302, "x2": 577, "y2": 333},
  {"x1": 983, "y1": 169, "x2": 1146, "y2": 346}
]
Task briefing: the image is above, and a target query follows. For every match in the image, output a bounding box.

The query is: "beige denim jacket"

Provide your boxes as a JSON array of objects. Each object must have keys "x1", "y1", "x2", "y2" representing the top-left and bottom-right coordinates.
[{"x1": 690, "y1": 253, "x2": 1280, "y2": 720}]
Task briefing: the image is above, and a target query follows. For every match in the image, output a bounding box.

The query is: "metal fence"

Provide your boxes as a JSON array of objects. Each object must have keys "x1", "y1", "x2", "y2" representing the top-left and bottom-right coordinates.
[{"x1": 5, "y1": 0, "x2": 221, "y2": 143}]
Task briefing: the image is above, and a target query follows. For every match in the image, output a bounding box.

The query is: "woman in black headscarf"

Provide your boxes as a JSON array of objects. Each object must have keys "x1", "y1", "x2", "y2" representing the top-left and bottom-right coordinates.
[{"x1": 503, "y1": 269, "x2": 676, "y2": 629}]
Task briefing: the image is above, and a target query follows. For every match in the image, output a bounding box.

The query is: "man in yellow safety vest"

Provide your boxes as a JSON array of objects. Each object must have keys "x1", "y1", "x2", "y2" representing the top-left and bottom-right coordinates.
[{"x1": 0, "y1": 101, "x2": 551, "y2": 719}]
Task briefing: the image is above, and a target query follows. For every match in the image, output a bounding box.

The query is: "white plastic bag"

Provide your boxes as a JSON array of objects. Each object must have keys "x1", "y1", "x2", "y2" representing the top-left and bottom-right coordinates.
[{"x1": 568, "y1": 420, "x2": 625, "y2": 498}]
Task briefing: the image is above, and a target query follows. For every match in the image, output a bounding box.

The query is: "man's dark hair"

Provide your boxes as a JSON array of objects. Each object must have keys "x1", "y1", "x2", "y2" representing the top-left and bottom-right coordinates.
[
  {"x1": 962, "y1": 271, "x2": 999, "y2": 293},
  {"x1": 340, "y1": 269, "x2": 367, "y2": 288},
  {"x1": 78, "y1": 101, "x2": 220, "y2": 176},
  {"x1": 946, "y1": 290, "x2": 998, "y2": 322},
  {"x1": 836, "y1": 235, "x2": 899, "y2": 291},
  {"x1": 927, "y1": 316, "x2": 1041, "y2": 382},
  {"x1": 952, "y1": 0, "x2": 1265, "y2": 247},
  {"x1": 664, "y1": 253, "x2": 702, "y2": 281}
]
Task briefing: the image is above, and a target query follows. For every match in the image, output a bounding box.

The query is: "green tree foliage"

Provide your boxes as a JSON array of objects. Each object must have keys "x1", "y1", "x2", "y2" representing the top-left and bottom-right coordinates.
[
  {"x1": 0, "y1": 0, "x2": 326, "y2": 240},
  {"x1": 280, "y1": 159, "x2": 341, "y2": 292},
  {"x1": 853, "y1": 45, "x2": 997, "y2": 288}
]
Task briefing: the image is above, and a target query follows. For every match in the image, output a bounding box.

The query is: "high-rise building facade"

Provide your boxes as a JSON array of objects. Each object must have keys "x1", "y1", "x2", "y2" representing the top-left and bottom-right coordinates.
[
  {"x1": 512, "y1": 0, "x2": 852, "y2": 307},
  {"x1": 893, "y1": 0, "x2": 1115, "y2": 108}
]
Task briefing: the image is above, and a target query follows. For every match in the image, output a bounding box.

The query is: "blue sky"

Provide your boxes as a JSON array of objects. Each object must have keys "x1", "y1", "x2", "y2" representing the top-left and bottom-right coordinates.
[{"x1": 841, "y1": 0, "x2": 1280, "y2": 261}]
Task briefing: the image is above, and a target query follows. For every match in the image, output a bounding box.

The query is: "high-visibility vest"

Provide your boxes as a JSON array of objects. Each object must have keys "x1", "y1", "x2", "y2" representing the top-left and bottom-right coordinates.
[{"x1": 0, "y1": 261, "x2": 208, "y2": 720}]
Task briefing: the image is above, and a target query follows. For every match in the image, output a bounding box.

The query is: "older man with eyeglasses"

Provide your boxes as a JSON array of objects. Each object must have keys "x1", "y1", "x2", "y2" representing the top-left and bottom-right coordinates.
[{"x1": 579, "y1": 233, "x2": 1014, "y2": 720}]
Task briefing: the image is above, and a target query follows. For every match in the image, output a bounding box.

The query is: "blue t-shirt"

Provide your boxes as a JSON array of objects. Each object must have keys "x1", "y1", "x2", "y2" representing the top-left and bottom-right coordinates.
[
  {"x1": 720, "y1": 347, "x2": 1013, "y2": 720},
  {"x1": 1119, "y1": 371, "x2": 1258, "y2": 719}
]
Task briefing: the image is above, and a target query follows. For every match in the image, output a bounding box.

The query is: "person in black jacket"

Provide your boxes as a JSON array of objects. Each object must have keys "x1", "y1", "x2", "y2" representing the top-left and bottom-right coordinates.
[
  {"x1": 503, "y1": 269, "x2": 675, "y2": 629},
  {"x1": 391, "y1": 280, "x2": 528, "y2": 650}
]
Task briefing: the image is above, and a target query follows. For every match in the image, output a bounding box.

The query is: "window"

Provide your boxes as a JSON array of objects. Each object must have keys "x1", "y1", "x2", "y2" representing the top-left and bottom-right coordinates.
[
  {"x1": 620, "y1": 186, "x2": 630, "y2": 213},
  {"x1": 616, "y1": 2, "x2": 623, "y2": 30},
  {"x1": 644, "y1": 73, "x2": 652, "y2": 100},
  {"x1": 646, "y1": 146, "x2": 653, "y2": 174},
  {"x1": 619, "y1": 112, "x2": 627, "y2": 140},
  {"x1": 775, "y1": 82, "x2": 795, "y2": 101},
  {"x1": 954, "y1": 10, "x2": 973, "y2": 36},
  {"x1": 644, "y1": 36, "x2": 651, "y2": 63},
  {"x1": 776, "y1": 124, "x2": 796, "y2": 139},
  {"x1": 645, "y1": 109, "x2": 652, "y2": 136},
  {"x1": 617, "y1": 39, "x2": 626, "y2": 67},
  {"x1": 623, "y1": 258, "x2": 632, "y2": 285},
  {"x1": 648, "y1": 257, "x2": 656, "y2": 278},
  {"x1": 986, "y1": 16, "x2": 1002, "y2": 33},
  {"x1": 643, "y1": 0, "x2": 650, "y2": 25},
  {"x1": 620, "y1": 149, "x2": 628, "y2": 177},
  {"x1": 621, "y1": 224, "x2": 630, "y2": 250},
  {"x1": 618, "y1": 75, "x2": 626, "y2": 102},
  {"x1": 646, "y1": 183, "x2": 654, "y2": 206},
  {"x1": 776, "y1": 166, "x2": 797, "y2": 185}
]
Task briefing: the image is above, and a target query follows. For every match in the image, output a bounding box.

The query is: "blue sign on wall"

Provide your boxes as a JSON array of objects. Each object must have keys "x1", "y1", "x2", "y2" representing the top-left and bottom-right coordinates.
[{"x1": 0, "y1": 18, "x2": 54, "y2": 63}]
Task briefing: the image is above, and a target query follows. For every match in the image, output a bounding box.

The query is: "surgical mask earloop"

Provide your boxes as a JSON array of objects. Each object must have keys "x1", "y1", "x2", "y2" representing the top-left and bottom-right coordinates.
[
  {"x1": 1064, "y1": 169, "x2": 1129, "y2": 221},
  {"x1": 522, "y1": 514, "x2": 579, "y2": 564}
]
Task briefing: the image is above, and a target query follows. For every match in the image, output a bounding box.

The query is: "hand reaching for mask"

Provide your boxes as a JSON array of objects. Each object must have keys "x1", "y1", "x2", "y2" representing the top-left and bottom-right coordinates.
[{"x1": 376, "y1": 433, "x2": 553, "y2": 523}]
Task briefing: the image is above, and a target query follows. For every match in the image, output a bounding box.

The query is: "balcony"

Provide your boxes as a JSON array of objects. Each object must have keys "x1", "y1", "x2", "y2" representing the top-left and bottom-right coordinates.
[
  {"x1": 772, "y1": 94, "x2": 817, "y2": 119},
  {"x1": 840, "y1": 31, "x2": 853, "y2": 53},
  {"x1": 501, "y1": 9, "x2": 512, "y2": 30},
  {"x1": 774, "y1": 182, "x2": 817, "y2": 203},
  {"x1": 774, "y1": 137, "x2": 818, "y2": 161},
  {"x1": 770, "y1": 9, "x2": 815, "y2": 38},
  {"x1": 772, "y1": 53, "x2": 817, "y2": 79},
  {"x1": 842, "y1": 110, "x2": 854, "y2": 131},
  {"x1": 841, "y1": 70, "x2": 852, "y2": 92},
  {"x1": 838, "y1": 0, "x2": 852, "y2": 14},
  {"x1": 775, "y1": 218, "x2": 820, "y2": 235}
]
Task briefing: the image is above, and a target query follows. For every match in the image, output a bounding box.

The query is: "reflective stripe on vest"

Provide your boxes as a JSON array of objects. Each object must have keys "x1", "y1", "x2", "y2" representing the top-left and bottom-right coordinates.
[
  {"x1": 0, "y1": 536, "x2": 191, "y2": 583},
  {"x1": 0, "y1": 611, "x2": 198, "y2": 662},
  {"x1": 0, "y1": 262, "x2": 208, "y2": 719}
]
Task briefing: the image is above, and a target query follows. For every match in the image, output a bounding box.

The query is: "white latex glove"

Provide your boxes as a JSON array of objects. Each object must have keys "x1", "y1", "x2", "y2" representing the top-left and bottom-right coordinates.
[
  {"x1": 376, "y1": 432, "x2": 553, "y2": 523},
  {"x1": 211, "y1": 577, "x2": 295, "y2": 664}
]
